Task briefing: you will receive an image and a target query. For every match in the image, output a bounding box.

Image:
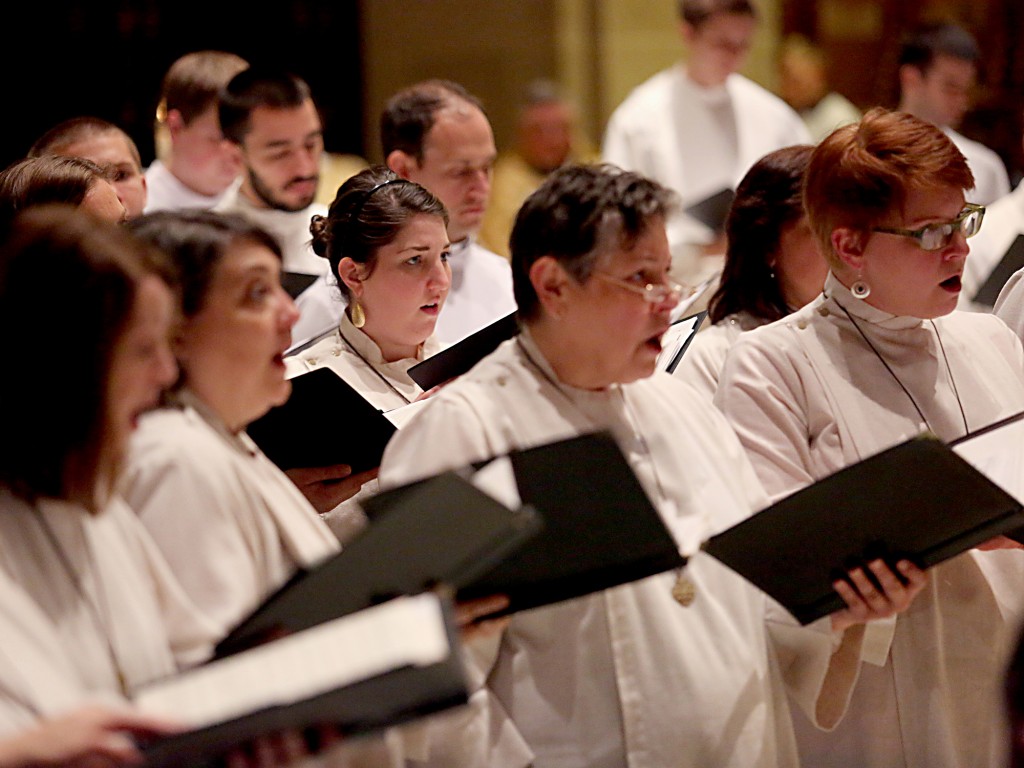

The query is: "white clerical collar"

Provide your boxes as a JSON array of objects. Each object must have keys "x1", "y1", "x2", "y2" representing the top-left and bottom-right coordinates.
[
  {"x1": 822, "y1": 271, "x2": 923, "y2": 330},
  {"x1": 337, "y1": 311, "x2": 439, "y2": 369},
  {"x1": 681, "y1": 67, "x2": 730, "y2": 106}
]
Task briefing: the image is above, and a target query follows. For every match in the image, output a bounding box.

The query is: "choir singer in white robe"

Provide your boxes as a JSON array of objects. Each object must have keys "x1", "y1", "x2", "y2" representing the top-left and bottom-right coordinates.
[
  {"x1": 285, "y1": 167, "x2": 451, "y2": 541},
  {"x1": 123, "y1": 211, "x2": 340, "y2": 636},
  {"x1": 716, "y1": 107, "x2": 1024, "y2": 768},
  {"x1": 379, "y1": 164, "x2": 925, "y2": 768}
]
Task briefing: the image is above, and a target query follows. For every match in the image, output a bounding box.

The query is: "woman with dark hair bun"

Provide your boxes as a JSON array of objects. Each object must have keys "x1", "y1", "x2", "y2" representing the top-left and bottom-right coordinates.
[
  {"x1": 287, "y1": 164, "x2": 451, "y2": 539},
  {"x1": 673, "y1": 144, "x2": 826, "y2": 398}
]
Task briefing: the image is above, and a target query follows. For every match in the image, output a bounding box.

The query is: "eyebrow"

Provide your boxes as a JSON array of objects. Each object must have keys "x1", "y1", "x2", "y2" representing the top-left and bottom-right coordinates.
[
  {"x1": 262, "y1": 130, "x2": 323, "y2": 150},
  {"x1": 398, "y1": 242, "x2": 452, "y2": 253}
]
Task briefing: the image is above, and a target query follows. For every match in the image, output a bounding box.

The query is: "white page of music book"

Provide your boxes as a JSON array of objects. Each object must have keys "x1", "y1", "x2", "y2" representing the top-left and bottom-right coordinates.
[
  {"x1": 133, "y1": 593, "x2": 450, "y2": 727},
  {"x1": 657, "y1": 314, "x2": 703, "y2": 372},
  {"x1": 951, "y1": 414, "x2": 1024, "y2": 503}
]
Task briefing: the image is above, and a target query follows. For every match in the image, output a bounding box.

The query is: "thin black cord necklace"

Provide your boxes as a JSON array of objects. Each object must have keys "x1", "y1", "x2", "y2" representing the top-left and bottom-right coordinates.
[{"x1": 835, "y1": 300, "x2": 969, "y2": 436}]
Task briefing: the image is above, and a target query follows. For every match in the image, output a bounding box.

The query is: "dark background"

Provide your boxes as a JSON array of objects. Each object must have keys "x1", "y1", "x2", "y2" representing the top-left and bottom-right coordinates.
[{"x1": 0, "y1": 1, "x2": 363, "y2": 170}]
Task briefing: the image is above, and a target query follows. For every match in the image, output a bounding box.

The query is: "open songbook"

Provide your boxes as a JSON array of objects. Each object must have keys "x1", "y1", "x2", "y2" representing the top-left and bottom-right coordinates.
[
  {"x1": 452, "y1": 431, "x2": 688, "y2": 615},
  {"x1": 657, "y1": 311, "x2": 707, "y2": 373},
  {"x1": 949, "y1": 411, "x2": 1024, "y2": 532},
  {"x1": 215, "y1": 470, "x2": 542, "y2": 658},
  {"x1": 137, "y1": 594, "x2": 467, "y2": 768},
  {"x1": 246, "y1": 367, "x2": 419, "y2": 474},
  {"x1": 702, "y1": 434, "x2": 1024, "y2": 625},
  {"x1": 408, "y1": 311, "x2": 519, "y2": 391},
  {"x1": 973, "y1": 234, "x2": 1024, "y2": 307}
]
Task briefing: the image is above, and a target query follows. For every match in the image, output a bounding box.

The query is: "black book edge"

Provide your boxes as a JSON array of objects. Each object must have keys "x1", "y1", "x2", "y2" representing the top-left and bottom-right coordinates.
[
  {"x1": 946, "y1": 410, "x2": 1024, "y2": 447},
  {"x1": 684, "y1": 187, "x2": 735, "y2": 232},
  {"x1": 214, "y1": 471, "x2": 542, "y2": 659},
  {"x1": 972, "y1": 234, "x2": 1024, "y2": 307},
  {"x1": 407, "y1": 311, "x2": 519, "y2": 390},
  {"x1": 663, "y1": 310, "x2": 708, "y2": 374},
  {"x1": 701, "y1": 435, "x2": 1024, "y2": 625}
]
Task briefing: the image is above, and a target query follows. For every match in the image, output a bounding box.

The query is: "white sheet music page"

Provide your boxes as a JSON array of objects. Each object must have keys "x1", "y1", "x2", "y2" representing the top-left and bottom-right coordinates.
[
  {"x1": 132, "y1": 593, "x2": 450, "y2": 727},
  {"x1": 468, "y1": 456, "x2": 522, "y2": 511},
  {"x1": 657, "y1": 313, "x2": 704, "y2": 373},
  {"x1": 951, "y1": 413, "x2": 1024, "y2": 503}
]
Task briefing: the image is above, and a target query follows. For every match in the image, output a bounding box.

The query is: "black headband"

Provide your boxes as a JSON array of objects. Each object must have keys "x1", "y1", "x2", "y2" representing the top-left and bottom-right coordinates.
[{"x1": 347, "y1": 178, "x2": 415, "y2": 224}]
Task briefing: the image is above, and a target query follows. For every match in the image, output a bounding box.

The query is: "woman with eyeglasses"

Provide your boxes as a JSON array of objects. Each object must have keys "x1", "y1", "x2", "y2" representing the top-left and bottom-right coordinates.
[
  {"x1": 716, "y1": 108, "x2": 1024, "y2": 768},
  {"x1": 378, "y1": 163, "x2": 923, "y2": 768}
]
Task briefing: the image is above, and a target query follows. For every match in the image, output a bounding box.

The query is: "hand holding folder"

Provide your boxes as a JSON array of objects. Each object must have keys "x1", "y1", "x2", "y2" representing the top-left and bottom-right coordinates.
[{"x1": 702, "y1": 434, "x2": 1024, "y2": 625}]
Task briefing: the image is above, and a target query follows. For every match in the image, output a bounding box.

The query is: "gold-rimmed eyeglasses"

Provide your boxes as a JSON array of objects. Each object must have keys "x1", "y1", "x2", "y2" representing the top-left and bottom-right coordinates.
[
  {"x1": 593, "y1": 271, "x2": 688, "y2": 305},
  {"x1": 872, "y1": 202, "x2": 985, "y2": 251}
]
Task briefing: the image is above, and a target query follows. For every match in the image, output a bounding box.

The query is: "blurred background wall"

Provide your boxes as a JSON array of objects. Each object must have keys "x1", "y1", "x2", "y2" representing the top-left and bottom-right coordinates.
[{"x1": 1, "y1": 0, "x2": 1021, "y2": 183}]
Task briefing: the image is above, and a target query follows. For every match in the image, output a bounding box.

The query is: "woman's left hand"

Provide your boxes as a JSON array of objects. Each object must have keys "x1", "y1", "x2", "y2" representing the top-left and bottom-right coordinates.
[
  {"x1": 285, "y1": 464, "x2": 379, "y2": 514},
  {"x1": 830, "y1": 558, "x2": 928, "y2": 633}
]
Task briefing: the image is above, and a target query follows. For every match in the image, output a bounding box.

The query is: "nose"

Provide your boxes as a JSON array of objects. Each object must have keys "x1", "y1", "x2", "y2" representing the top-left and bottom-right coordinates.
[
  {"x1": 297, "y1": 146, "x2": 320, "y2": 179},
  {"x1": 155, "y1": 341, "x2": 178, "y2": 389},
  {"x1": 946, "y1": 230, "x2": 970, "y2": 259},
  {"x1": 431, "y1": 257, "x2": 452, "y2": 293},
  {"x1": 277, "y1": 288, "x2": 301, "y2": 330}
]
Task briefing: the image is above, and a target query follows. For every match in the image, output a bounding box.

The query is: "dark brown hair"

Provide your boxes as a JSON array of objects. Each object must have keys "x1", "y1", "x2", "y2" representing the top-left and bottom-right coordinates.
[
  {"x1": 677, "y1": 0, "x2": 758, "y2": 26},
  {"x1": 0, "y1": 155, "x2": 107, "y2": 216},
  {"x1": 709, "y1": 144, "x2": 813, "y2": 323},
  {"x1": 28, "y1": 116, "x2": 142, "y2": 169},
  {"x1": 0, "y1": 205, "x2": 164, "y2": 510},
  {"x1": 310, "y1": 165, "x2": 448, "y2": 300}
]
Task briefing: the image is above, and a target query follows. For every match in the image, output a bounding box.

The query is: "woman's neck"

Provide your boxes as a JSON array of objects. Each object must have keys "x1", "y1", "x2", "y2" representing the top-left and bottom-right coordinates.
[{"x1": 526, "y1": 318, "x2": 611, "y2": 391}]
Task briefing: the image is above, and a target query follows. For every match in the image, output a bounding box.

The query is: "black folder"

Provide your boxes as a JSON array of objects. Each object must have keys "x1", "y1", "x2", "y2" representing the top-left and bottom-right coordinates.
[
  {"x1": 139, "y1": 595, "x2": 468, "y2": 768},
  {"x1": 452, "y1": 431, "x2": 687, "y2": 614},
  {"x1": 215, "y1": 471, "x2": 542, "y2": 658},
  {"x1": 702, "y1": 435, "x2": 1024, "y2": 625},
  {"x1": 281, "y1": 271, "x2": 318, "y2": 299},
  {"x1": 246, "y1": 367, "x2": 396, "y2": 474},
  {"x1": 685, "y1": 188, "x2": 735, "y2": 232},
  {"x1": 658, "y1": 310, "x2": 708, "y2": 373},
  {"x1": 408, "y1": 311, "x2": 519, "y2": 391},
  {"x1": 973, "y1": 234, "x2": 1024, "y2": 307}
]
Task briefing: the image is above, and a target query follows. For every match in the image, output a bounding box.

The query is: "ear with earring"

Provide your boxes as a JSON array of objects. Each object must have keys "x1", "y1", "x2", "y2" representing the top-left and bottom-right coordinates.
[
  {"x1": 350, "y1": 300, "x2": 366, "y2": 328},
  {"x1": 851, "y1": 276, "x2": 871, "y2": 299}
]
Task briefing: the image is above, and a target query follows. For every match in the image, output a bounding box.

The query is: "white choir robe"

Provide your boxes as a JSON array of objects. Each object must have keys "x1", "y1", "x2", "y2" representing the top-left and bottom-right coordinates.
[
  {"x1": 0, "y1": 491, "x2": 220, "y2": 730},
  {"x1": 715, "y1": 271, "x2": 1024, "y2": 768},
  {"x1": 379, "y1": 331, "x2": 861, "y2": 768},
  {"x1": 285, "y1": 313, "x2": 440, "y2": 542},
  {"x1": 124, "y1": 393, "x2": 340, "y2": 636},
  {"x1": 602, "y1": 65, "x2": 810, "y2": 286},
  {"x1": 946, "y1": 128, "x2": 1011, "y2": 208},
  {"x1": 672, "y1": 311, "x2": 764, "y2": 401},
  {"x1": 143, "y1": 160, "x2": 239, "y2": 214},
  {"x1": 214, "y1": 187, "x2": 326, "y2": 275},
  {"x1": 961, "y1": 181, "x2": 1024, "y2": 313}
]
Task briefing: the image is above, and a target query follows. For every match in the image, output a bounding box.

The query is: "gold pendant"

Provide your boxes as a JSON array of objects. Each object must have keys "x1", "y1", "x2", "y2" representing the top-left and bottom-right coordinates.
[{"x1": 672, "y1": 572, "x2": 696, "y2": 606}]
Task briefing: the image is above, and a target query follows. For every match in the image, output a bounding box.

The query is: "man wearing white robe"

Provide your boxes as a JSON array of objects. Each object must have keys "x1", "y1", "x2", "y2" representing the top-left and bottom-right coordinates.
[
  {"x1": 602, "y1": 0, "x2": 810, "y2": 287},
  {"x1": 897, "y1": 22, "x2": 1010, "y2": 207}
]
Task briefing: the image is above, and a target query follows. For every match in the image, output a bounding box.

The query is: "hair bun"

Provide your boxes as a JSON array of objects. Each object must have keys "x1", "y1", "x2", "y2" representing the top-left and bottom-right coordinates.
[{"x1": 309, "y1": 214, "x2": 330, "y2": 258}]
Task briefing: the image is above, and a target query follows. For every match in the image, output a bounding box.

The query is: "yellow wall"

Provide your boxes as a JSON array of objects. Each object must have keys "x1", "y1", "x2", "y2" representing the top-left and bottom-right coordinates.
[{"x1": 360, "y1": 0, "x2": 783, "y2": 158}]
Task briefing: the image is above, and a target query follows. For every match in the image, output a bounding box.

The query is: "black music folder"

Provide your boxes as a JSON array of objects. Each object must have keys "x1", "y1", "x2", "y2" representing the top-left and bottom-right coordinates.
[
  {"x1": 408, "y1": 311, "x2": 519, "y2": 390},
  {"x1": 657, "y1": 310, "x2": 708, "y2": 373},
  {"x1": 281, "y1": 271, "x2": 318, "y2": 300},
  {"x1": 974, "y1": 234, "x2": 1024, "y2": 307},
  {"x1": 452, "y1": 431, "x2": 687, "y2": 614},
  {"x1": 216, "y1": 470, "x2": 542, "y2": 658},
  {"x1": 685, "y1": 188, "x2": 735, "y2": 232},
  {"x1": 702, "y1": 434, "x2": 1024, "y2": 625},
  {"x1": 137, "y1": 594, "x2": 467, "y2": 768},
  {"x1": 246, "y1": 367, "x2": 399, "y2": 474}
]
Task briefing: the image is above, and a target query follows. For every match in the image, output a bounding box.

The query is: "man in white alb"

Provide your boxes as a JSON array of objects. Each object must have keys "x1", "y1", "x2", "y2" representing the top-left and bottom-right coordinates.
[
  {"x1": 897, "y1": 22, "x2": 1010, "y2": 208},
  {"x1": 214, "y1": 67, "x2": 327, "y2": 278},
  {"x1": 602, "y1": 0, "x2": 810, "y2": 289},
  {"x1": 144, "y1": 50, "x2": 249, "y2": 214}
]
